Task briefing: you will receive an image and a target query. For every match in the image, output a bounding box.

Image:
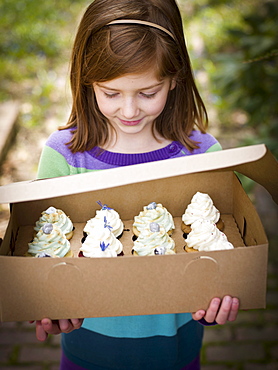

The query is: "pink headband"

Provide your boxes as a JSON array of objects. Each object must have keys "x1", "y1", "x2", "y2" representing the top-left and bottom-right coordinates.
[{"x1": 107, "y1": 19, "x2": 175, "y2": 41}]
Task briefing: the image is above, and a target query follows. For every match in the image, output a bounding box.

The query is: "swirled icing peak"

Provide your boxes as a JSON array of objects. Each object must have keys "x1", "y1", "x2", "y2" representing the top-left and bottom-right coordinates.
[
  {"x1": 133, "y1": 223, "x2": 176, "y2": 256},
  {"x1": 34, "y1": 207, "x2": 73, "y2": 236},
  {"x1": 84, "y1": 202, "x2": 124, "y2": 238},
  {"x1": 186, "y1": 219, "x2": 234, "y2": 252},
  {"x1": 182, "y1": 192, "x2": 220, "y2": 225},
  {"x1": 80, "y1": 225, "x2": 123, "y2": 258},
  {"x1": 28, "y1": 223, "x2": 71, "y2": 257},
  {"x1": 134, "y1": 203, "x2": 175, "y2": 234}
]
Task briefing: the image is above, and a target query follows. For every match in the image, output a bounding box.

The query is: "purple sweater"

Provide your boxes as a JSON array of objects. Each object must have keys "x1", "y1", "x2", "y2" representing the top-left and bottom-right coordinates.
[{"x1": 37, "y1": 128, "x2": 221, "y2": 178}]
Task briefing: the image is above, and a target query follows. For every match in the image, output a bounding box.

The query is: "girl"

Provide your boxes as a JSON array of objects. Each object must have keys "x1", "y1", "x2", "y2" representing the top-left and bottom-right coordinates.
[{"x1": 35, "y1": 0, "x2": 239, "y2": 369}]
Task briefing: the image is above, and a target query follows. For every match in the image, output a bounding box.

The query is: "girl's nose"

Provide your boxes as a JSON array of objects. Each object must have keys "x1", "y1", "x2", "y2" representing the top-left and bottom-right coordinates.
[{"x1": 121, "y1": 97, "x2": 139, "y2": 119}]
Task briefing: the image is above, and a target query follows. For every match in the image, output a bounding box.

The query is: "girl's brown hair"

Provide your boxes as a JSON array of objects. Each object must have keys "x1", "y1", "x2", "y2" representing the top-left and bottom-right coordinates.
[{"x1": 63, "y1": 0, "x2": 208, "y2": 153}]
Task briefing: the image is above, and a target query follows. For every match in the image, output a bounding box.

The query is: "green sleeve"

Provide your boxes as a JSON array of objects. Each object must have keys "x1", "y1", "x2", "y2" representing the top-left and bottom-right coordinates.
[
  {"x1": 205, "y1": 142, "x2": 222, "y2": 153},
  {"x1": 37, "y1": 146, "x2": 71, "y2": 179}
]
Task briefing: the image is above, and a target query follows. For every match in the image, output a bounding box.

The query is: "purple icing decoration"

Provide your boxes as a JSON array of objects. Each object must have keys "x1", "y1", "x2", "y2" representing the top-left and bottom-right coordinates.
[
  {"x1": 154, "y1": 246, "x2": 166, "y2": 255},
  {"x1": 97, "y1": 201, "x2": 113, "y2": 211},
  {"x1": 150, "y1": 222, "x2": 160, "y2": 232},
  {"x1": 146, "y1": 202, "x2": 157, "y2": 210},
  {"x1": 36, "y1": 252, "x2": 52, "y2": 258},
  {"x1": 104, "y1": 216, "x2": 113, "y2": 231},
  {"x1": 42, "y1": 223, "x2": 53, "y2": 234},
  {"x1": 45, "y1": 206, "x2": 56, "y2": 214},
  {"x1": 100, "y1": 241, "x2": 110, "y2": 251}
]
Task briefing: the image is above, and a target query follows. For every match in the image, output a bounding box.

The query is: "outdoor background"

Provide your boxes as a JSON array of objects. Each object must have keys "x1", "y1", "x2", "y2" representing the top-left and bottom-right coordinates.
[{"x1": 0, "y1": 0, "x2": 277, "y2": 369}]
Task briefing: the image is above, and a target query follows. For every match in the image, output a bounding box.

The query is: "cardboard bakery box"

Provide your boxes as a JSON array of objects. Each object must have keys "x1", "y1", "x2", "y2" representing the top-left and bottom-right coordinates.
[{"x1": 0, "y1": 144, "x2": 277, "y2": 322}]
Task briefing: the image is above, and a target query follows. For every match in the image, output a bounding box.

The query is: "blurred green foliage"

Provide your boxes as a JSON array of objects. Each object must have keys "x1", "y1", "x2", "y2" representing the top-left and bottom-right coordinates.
[
  {"x1": 183, "y1": 0, "x2": 278, "y2": 157},
  {"x1": 0, "y1": 0, "x2": 87, "y2": 125},
  {"x1": 212, "y1": 0, "x2": 278, "y2": 157}
]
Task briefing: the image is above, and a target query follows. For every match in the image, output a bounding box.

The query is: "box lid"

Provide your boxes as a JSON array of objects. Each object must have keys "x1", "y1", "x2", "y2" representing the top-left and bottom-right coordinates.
[{"x1": 0, "y1": 144, "x2": 277, "y2": 204}]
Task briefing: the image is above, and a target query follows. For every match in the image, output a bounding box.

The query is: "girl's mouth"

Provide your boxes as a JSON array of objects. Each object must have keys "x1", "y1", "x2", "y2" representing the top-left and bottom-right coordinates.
[{"x1": 119, "y1": 119, "x2": 142, "y2": 126}]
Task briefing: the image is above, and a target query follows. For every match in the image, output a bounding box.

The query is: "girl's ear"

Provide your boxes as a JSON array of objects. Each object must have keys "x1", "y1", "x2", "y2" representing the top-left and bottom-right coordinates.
[{"x1": 170, "y1": 78, "x2": 177, "y2": 91}]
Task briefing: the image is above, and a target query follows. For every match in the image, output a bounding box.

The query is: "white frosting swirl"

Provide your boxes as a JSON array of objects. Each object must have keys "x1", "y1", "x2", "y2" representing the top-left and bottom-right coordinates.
[
  {"x1": 28, "y1": 224, "x2": 71, "y2": 257},
  {"x1": 186, "y1": 219, "x2": 234, "y2": 251},
  {"x1": 84, "y1": 209, "x2": 124, "y2": 238},
  {"x1": 182, "y1": 192, "x2": 220, "y2": 225},
  {"x1": 133, "y1": 203, "x2": 175, "y2": 234},
  {"x1": 133, "y1": 224, "x2": 176, "y2": 256},
  {"x1": 80, "y1": 226, "x2": 123, "y2": 258},
  {"x1": 34, "y1": 207, "x2": 73, "y2": 235}
]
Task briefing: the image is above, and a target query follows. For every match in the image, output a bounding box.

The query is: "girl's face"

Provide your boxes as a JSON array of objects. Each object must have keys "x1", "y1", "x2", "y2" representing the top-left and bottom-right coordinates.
[{"x1": 93, "y1": 70, "x2": 176, "y2": 141}]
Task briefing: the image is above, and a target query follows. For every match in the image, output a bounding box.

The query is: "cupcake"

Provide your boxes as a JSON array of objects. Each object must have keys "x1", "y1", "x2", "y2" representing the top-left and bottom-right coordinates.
[
  {"x1": 184, "y1": 218, "x2": 234, "y2": 253},
  {"x1": 133, "y1": 202, "x2": 175, "y2": 237},
  {"x1": 26, "y1": 223, "x2": 73, "y2": 257},
  {"x1": 79, "y1": 217, "x2": 123, "y2": 258},
  {"x1": 83, "y1": 201, "x2": 124, "y2": 239},
  {"x1": 132, "y1": 222, "x2": 176, "y2": 256},
  {"x1": 34, "y1": 206, "x2": 74, "y2": 240},
  {"x1": 181, "y1": 192, "x2": 224, "y2": 236}
]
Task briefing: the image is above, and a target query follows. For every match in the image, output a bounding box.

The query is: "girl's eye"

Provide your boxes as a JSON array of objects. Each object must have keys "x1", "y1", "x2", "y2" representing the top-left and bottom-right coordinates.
[
  {"x1": 104, "y1": 92, "x2": 118, "y2": 99},
  {"x1": 141, "y1": 92, "x2": 157, "y2": 99}
]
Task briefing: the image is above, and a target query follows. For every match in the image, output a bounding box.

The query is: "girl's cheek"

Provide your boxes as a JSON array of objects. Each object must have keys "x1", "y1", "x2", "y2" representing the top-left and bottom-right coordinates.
[{"x1": 146, "y1": 99, "x2": 168, "y2": 115}]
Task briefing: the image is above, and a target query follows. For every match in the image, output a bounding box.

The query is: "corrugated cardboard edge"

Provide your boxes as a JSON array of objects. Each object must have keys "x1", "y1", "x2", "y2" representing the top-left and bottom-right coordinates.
[{"x1": 0, "y1": 144, "x2": 277, "y2": 204}]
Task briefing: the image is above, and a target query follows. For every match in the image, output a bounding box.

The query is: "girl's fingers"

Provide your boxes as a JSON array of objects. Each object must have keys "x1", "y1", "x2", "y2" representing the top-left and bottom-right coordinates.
[
  {"x1": 34, "y1": 318, "x2": 84, "y2": 341},
  {"x1": 41, "y1": 318, "x2": 84, "y2": 334},
  {"x1": 214, "y1": 296, "x2": 232, "y2": 325},
  {"x1": 71, "y1": 318, "x2": 84, "y2": 329},
  {"x1": 227, "y1": 297, "x2": 240, "y2": 322},
  {"x1": 35, "y1": 320, "x2": 48, "y2": 342},
  {"x1": 191, "y1": 310, "x2": 205, "y2": 321},
  {"x1": 41, "y1": 318, "x2": 61, "y2": 335},
  {"x1": 204, "y1": 297, "x2": 221, "y2": 323},
  {"x1": 192, "y1": 297, "x2": 240, "y2": 325},
  {"x1": 58, "y1": 319, "x2": 73, "y2": 333},
  {"x1": 214, "y1": 296, "x2": 240, "y2": 325},
  {"x1": 59, "y1": 319, "x2": 83, "y2": 332}
]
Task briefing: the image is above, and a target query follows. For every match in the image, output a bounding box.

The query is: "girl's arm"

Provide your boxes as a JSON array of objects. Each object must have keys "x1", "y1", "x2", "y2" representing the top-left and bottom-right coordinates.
[{"x1": 37, "y1": 145, "x2": 71, "y2": 179}]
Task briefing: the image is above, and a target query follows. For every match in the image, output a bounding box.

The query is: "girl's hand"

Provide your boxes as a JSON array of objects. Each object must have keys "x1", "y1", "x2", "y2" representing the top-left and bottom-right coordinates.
[
  {"x1": 30, "y1": 318, "x2": 84, "y2": 342},
  {"x1": 192, "y1": 295, "x2": 239, "y2": 325}
]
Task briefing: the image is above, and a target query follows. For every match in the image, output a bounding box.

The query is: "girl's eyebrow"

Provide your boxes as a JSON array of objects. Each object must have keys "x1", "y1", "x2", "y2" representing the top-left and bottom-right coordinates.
[{"x1": 96, "y1": 81, "x2": 164, "y2": 91}]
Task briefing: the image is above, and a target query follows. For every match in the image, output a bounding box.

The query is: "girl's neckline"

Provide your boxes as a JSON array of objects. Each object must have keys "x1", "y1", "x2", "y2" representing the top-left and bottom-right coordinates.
[{"x1": 87, "y1": 141, "x2": 185, "y2": 166}]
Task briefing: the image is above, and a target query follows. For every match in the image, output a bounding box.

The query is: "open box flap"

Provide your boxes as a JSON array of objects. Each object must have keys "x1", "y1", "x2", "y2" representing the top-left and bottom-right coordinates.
[
  {"x1": 0, "y1": 144, "x2": 277, "y2": 204},
  {"x1": 222, "y1": 146, "x2": 278, "y2": 204}
]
